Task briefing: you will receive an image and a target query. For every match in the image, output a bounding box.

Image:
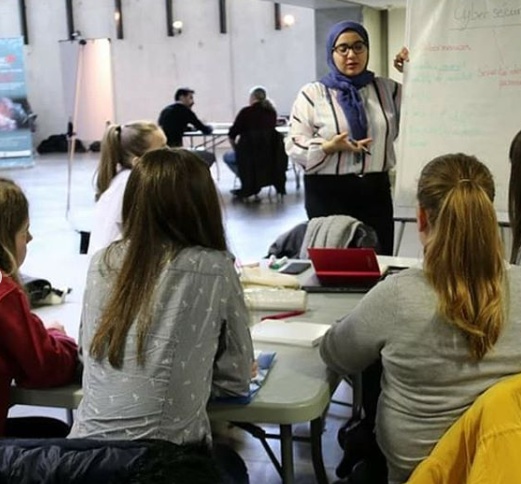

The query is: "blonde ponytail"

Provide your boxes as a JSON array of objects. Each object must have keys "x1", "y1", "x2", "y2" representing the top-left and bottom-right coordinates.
[
  {"x1": 95, "y1": 121, "x2": 162, "y2": 200},
  {"x1": 95, "y1": 125, "x2": 122, "y2": 200},
  {"x1": 418, "y1": 154, "x2": 505, "y2": 360}
]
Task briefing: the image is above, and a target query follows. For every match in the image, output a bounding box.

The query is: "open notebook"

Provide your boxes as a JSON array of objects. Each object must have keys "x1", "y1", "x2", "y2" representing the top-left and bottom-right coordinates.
[{"x1": 251, "y1": 319, "x2": 329, "y2": 348}]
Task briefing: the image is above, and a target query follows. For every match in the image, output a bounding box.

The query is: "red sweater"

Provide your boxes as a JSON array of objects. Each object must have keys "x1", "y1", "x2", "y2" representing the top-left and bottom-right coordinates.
[{"x1": 0, "y1": 272, "x2": 78, "y2": 436}]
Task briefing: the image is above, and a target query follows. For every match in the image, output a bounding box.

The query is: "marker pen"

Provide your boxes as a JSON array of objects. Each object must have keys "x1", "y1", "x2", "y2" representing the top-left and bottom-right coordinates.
[{"x1": 348, "y1": 137, "x2": 371, "y2": 156}]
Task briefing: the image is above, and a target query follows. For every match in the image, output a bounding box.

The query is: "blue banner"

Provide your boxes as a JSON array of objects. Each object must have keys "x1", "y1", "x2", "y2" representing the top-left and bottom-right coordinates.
[{"x1": 0, "y1": 37, "x2": 33, "y2": 168}]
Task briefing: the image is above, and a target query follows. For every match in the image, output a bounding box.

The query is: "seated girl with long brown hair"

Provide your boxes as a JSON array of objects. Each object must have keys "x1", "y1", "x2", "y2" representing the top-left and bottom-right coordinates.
[{"x1": 70, "y1": 148, "x2": 253, "y2": 483}]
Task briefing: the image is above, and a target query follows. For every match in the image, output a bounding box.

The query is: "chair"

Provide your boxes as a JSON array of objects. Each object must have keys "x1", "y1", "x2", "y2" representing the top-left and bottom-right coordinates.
[
  {"x1": 233, "y1": 159, "x2": 300, "y2": 193},
  {"x1": 266, "y1": 217, "x2": 382, "y2": 481},
  {"x1": 78, "y1": 230, "x2": 91, "y2": 254},
  {"x1": 291, "y1": 160, "x2": 301, "y2": 191},
  {"x1": 0, "y1": 438, "x2": 223, "y2": 484},
  {"x1": 235, "y1": 129, "x2": 287, "y2": 198},
  {"x1": 266, "y1": 217, "x2": 380, "y2": 259}
]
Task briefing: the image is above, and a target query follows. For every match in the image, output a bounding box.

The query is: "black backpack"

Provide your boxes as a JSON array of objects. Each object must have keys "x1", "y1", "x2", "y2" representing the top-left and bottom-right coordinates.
[{"x1": 37, "y1": 134, "x2": 86, "y2": 154}]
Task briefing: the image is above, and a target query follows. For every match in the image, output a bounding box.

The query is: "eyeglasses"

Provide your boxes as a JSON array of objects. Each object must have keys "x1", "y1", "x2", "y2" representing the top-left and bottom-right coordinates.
[{"x1": 332, "y1": 41, "x2": 368, "y2": 56}]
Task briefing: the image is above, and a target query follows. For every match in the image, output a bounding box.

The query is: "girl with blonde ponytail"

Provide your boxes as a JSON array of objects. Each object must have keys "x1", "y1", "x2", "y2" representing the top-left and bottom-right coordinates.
[
  {"x1": 89, "y1": 121, "x2": 166, "y2": 254},
  {"x1": 320, "y1": 153, "x2": 521, "y2": 483},
  {"x1": 418, "y1": 153, "x2": 505, "y2": 360}
]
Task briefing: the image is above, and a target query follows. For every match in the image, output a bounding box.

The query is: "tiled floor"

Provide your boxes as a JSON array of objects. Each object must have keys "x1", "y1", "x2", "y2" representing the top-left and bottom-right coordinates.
[{"x1": 3, "y1": 150, "x2": 423, "y2": 483}]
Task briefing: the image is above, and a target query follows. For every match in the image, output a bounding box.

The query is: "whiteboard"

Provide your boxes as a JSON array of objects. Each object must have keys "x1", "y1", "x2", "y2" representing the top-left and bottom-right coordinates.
[
  {"x1": 395, "y1": 0, "x2": 521, "y2": 214},
  {"x1": 59, "y1": 38, "x2": 115, "y2": 141}
]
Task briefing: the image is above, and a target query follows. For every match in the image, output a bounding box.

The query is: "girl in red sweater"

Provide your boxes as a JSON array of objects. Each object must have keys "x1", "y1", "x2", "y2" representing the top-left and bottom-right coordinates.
[{"x1": 0, "y1": 177, "x2": 78, "y2": 437}]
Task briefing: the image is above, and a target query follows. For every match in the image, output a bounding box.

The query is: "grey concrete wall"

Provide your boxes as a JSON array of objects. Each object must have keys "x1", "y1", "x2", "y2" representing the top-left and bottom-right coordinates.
[
  {"x1": 0, "y1": 0, "x2": 316, "y2": 141},
  {"x1": 314, "y1": 7, "x2": 363, "y2": 80}
]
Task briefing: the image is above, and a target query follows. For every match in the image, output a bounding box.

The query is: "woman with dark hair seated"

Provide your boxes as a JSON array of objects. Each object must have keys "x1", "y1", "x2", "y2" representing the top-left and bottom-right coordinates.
[{"x1": 70, "y1": 148, "x2": 253, "y2": 483}]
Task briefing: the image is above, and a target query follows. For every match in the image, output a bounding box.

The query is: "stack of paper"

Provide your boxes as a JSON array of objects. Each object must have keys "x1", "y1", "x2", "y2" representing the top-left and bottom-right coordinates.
[
  {"x1": 240, "y1": 266, "x2": 300, "y2": 288},
  {"x1": 244, "y1": 288, "x2": 307, "y2": 311},
  {"x1": 251, "y1": 319, "x2": 329, "y2": 347}
]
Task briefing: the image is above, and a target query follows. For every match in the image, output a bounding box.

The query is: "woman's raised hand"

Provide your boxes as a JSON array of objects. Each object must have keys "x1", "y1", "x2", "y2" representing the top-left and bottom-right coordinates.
[
  {"x1": 393, "y1": 46, "x2": 409, "y2": 73},
  {"x1": 322, "y1": 133, "x2": 350, "y2": 154}
]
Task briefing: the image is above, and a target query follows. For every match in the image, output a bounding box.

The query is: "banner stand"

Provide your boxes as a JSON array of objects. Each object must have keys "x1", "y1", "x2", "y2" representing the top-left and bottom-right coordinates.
[{"x1": 0, "y1": 37, "x2": 34, "y2": 169}]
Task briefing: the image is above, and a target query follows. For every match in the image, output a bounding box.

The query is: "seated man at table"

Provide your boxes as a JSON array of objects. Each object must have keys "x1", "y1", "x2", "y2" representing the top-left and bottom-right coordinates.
[
  {"x1": 223, "y1": 86, "x2": 277, "y2": 180},
  {"x1": 158, "y1": 87, "x2": 215, "y2": 166},
  {"x1": 320, "y1": 153, "x2": 521, "y2": 483}
]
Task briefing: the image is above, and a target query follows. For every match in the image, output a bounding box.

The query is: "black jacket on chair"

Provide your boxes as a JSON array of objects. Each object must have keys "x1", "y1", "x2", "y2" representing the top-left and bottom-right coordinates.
[
  {"x1": 267, "y1": 220, "x2": 380, "y2": 258},
  {"x1": 236, "y1": 129, "x2": 287, "y2": 197},
  {"x1": 0, "y1": 438, "x2": 223, "y2": 484}
]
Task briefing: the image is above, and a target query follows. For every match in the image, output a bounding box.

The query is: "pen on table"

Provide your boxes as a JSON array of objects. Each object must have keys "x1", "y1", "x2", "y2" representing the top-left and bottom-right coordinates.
[
  {"x1": 261, "y1": 310, "x2": 306, "y2": 321},
  {"x1": 348, "y1": 137, "x2": 371, "y2": 156}
]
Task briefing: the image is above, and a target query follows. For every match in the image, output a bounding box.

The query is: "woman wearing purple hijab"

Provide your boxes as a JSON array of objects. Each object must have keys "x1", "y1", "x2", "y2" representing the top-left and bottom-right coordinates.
[{"x1": 286, "y1": 21, "x2": 406, "y2": 255}]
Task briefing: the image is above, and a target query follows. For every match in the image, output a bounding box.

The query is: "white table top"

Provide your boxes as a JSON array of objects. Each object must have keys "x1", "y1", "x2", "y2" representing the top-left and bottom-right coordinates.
[
  {"x1": 20, "y1": 253, "x2": 90, "y2": 340},
  {"x1": 10, "y1": 254, "x2": 418, "y2": 425},
  {"x1": 393, "y1": 205, "x2": 509, "y2": 225},
  {"x1": 183, "y1": 124, "x2": 289, "y2": 138}
]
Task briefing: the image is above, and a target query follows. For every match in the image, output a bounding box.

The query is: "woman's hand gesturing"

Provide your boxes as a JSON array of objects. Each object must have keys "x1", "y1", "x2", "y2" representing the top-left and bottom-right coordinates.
[{"x1": 393, "y1": 46, "x2": 410, "y2": 73}]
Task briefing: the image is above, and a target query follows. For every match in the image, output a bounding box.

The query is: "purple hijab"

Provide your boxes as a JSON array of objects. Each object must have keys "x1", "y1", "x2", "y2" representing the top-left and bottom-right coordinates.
[{"x1": 320, "y1": 21, "x2": 375, "y2": 140}]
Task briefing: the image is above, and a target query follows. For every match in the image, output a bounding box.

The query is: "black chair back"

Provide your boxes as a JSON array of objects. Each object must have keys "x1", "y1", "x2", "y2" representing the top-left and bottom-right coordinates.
[{"x1": 236, "y1": 129, "x2": 287, "y2": 197}]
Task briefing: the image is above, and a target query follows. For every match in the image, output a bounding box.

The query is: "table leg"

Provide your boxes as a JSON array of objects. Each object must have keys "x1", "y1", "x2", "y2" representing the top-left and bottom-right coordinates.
[
  {"x1": 214, "y1": 155, "x2": 220, "y2": 181},
  {"x1": 351, "y1": 373, "x2": 363, "y2": 421},
  {"x1": 66, "y1": 409, "x2": 74, "y2": 426},
  {"x1": 394, "y1": 220, "x2": 406, "y2": 256},
  {"x1": 310, "y1": 417, "x2": 329, "y2": 484},
  {"x1": 280, "y1": 424, "x2": 295, "y2": 484},
  {"x1": 291, "y1": 161, "x2": 300, "y2": 190}
]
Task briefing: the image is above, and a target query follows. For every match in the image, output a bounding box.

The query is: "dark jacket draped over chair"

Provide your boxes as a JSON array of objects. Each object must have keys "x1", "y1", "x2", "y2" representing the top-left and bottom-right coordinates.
[
  {"x1": 267, "y1": 217, "x2": 380, "y2": 258},
  {"x1": 236, "y1": 129, "x2": 288, "y2": 197},
  {"x1": 0, "y1": 438, "x2": 222, "y2": 484}
]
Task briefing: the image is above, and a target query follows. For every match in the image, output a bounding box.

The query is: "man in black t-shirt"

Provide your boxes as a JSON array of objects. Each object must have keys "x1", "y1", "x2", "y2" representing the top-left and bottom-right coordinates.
[{"x1": 158, "y1": 88, "x2": 215, "y2": 166}]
